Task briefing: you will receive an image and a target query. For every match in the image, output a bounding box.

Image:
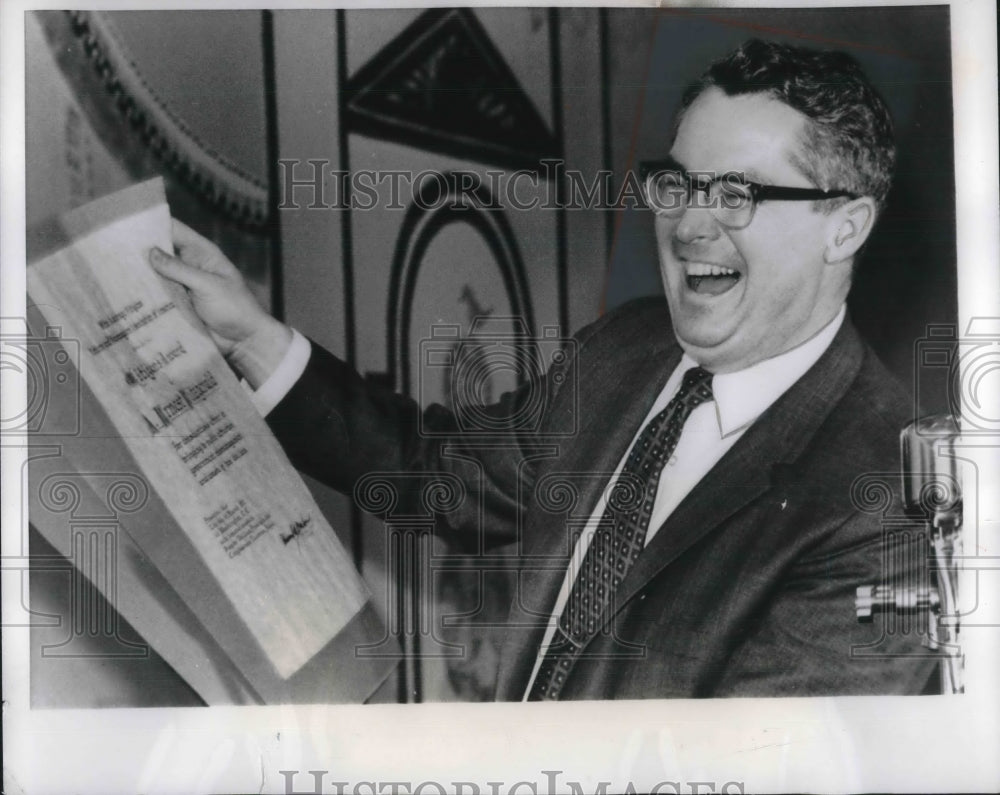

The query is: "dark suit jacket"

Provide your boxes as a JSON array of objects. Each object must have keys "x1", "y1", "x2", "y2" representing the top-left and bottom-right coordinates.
[{"x1": 267, "y1": 297, "x2": 938, "y2": 699}]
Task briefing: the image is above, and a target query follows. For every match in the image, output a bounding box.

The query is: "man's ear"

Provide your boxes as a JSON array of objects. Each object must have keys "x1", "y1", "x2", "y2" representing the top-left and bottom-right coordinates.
[{"x1": 824, "y1": 197, "x2": 877, "y2": 263}]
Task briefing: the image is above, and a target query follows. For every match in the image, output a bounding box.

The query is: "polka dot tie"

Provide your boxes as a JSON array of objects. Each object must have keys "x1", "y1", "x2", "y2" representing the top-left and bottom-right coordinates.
[{"x1": 527, "y1": 366, "x2": 714, "y2": 700}]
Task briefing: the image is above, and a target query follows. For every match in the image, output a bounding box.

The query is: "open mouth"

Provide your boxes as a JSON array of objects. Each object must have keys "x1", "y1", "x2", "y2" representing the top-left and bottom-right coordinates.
[{"x1": 684, "y1": 262, "x2": 741, "y2": 296}]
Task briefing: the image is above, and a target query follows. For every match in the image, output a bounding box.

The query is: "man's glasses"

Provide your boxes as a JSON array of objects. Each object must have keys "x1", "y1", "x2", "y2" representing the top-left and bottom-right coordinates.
[{"x1": 639, "y1": 159, "x2": 858, "y2": 230}]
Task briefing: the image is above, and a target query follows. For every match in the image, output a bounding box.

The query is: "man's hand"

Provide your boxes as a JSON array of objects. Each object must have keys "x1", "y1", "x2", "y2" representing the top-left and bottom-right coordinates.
[{"x1": 149, "y1": 218, "x2": 292, "y2": 388}]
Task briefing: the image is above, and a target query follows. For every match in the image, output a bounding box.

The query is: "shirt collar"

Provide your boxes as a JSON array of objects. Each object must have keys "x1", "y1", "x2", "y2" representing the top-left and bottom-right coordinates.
[{"x1": 684, "y1": 304, "x2": 846, "y2": 438}]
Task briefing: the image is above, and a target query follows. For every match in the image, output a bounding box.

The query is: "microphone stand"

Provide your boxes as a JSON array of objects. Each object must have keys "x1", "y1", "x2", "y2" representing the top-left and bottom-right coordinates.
[{"x1": 855, "y1": 415, "x2": 964, "y2": 694}]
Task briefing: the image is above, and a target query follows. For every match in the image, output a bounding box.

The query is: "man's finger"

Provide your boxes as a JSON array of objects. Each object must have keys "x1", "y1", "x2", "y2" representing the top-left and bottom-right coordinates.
[{"x1": 149, "y1": 246, "x2": 215, "y2": 292}]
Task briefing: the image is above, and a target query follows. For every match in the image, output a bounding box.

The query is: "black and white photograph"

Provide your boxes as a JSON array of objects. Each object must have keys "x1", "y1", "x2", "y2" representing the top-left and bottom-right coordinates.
[{"x1": 2, "y1": 1, "x2": 998, "y2": 793}]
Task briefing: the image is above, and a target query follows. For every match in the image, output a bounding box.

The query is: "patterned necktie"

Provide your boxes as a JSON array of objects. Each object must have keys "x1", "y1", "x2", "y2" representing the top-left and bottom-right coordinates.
[{"x1": 527, "y1": 366, "x2": 714, "y2": 701}]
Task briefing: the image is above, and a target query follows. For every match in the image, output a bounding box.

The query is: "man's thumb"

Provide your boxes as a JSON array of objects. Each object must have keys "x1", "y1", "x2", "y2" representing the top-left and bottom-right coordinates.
[{"x1": 149, "y1": 247, "x2": 211, "y2": 292}]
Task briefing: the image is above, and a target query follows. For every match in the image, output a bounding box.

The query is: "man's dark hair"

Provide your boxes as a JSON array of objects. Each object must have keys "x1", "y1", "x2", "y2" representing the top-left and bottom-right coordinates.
[{"x1": 677, "y1": 39, "x2": 896, "y2": 212}]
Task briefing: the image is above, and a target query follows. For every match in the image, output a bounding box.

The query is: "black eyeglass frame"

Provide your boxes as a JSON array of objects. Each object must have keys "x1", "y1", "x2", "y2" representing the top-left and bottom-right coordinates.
[{"x1": 638, "y1": 158, "x2": 859, "y2": 228}]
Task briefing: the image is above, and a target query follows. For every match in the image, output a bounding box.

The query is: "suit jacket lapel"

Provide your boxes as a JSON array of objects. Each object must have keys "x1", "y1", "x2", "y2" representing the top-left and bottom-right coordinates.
[
  {"x1": 493, "y1": 331, "x2": 682, "y2": 699},
  {"x1": 611, "y1": 318, "x2": 866, "y2": 615}
]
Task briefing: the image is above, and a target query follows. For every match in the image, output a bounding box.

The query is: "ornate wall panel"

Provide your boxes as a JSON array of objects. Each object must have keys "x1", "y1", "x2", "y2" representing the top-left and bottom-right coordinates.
[
  {"x1": 338, "y1": 7, "x2": 580, "y2": 702},
  {"x1": 26, "y1": 10, "x2": 276, "y2": 313}
]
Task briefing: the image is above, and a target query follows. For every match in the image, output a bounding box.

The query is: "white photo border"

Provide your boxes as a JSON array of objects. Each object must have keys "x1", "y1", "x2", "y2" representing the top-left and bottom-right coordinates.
[{"x1": 2, "y1": 1, "x2": 998, "y2": 793}]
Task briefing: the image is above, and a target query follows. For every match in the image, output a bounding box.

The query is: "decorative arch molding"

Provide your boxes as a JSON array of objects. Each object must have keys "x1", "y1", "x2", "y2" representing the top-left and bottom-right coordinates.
[
  {"x1": 386, "y1": 173, "x2": 536, "y2": 397},
  {"x1": 51, "y1": 10, "x2": 269, "y2": 227}
]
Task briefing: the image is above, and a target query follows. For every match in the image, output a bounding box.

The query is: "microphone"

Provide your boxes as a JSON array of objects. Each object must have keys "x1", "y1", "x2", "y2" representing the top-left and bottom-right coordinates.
[
  {"x1": 901, "y1": 415, "x2": 961, "y2": 526},
  {"x1": 855, "y1": 415, "x2": 964, "y2": 693}
]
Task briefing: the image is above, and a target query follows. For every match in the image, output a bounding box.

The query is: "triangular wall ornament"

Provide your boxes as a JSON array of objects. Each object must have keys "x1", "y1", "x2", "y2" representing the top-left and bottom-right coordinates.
[{"x1": 345, "y1": 8, "x2": 561, "y2": 172}]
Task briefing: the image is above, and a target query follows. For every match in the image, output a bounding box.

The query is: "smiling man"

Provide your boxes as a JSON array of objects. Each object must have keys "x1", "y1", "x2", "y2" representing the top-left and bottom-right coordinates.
[
  {"x1": 151, "y1": 39, "x2": 937, "y2": 699},
  {"x1": 646, "y1": 42, "x2": 888, "y2": 376}
]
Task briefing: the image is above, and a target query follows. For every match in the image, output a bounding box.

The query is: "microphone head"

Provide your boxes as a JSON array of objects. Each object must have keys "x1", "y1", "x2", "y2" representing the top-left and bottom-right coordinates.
[{"x1": 900, "y1": 415, "x2": 961, "y2": 516}]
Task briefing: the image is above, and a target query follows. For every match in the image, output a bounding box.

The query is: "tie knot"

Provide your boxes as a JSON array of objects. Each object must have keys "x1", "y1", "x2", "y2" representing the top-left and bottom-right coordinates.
[{"x1": 678, "y1": 366, "x2": 714, "y2": 407}]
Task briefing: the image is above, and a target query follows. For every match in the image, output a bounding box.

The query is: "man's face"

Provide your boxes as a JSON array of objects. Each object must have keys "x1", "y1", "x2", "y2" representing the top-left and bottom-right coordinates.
[{"x1": 655, "y1": 87, "x2": 850, "y2": 373}]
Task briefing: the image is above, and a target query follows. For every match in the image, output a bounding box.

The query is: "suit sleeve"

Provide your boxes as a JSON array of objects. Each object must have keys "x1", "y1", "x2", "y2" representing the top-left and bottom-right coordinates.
[
  {"x1": 264, "y1": 342, "x2": 508, "y2": 548},
  {"x1": 263, "y1": 304, "x2": 630, "y2": 551},
  {"x1": 264, "y1": 324, "x2": 600, "y2": 551}
]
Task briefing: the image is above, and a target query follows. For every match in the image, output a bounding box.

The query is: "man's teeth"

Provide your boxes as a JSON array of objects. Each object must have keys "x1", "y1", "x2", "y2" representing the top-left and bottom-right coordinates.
[{"x1": 686, "y1": 263, "x2": 738, "y2": 277}]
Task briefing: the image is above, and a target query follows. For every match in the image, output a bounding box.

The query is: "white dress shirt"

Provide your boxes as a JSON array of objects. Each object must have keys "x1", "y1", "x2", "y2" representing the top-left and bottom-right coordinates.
[
  {"x1": 246, "y1": 305, "x2": 846, "y2": 699},
  {"x1": 243, "y1": 327, "x2": 312, "y2": 416}
]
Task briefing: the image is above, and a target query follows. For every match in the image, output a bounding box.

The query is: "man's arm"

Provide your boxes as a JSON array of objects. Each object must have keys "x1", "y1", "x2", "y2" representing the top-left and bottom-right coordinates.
[
  {"x1": 263, "y1": 336, "x2": 547, "y2": 544},
  {"x1": 148, "y1": 221, "x2": 539, "y2": 550}
]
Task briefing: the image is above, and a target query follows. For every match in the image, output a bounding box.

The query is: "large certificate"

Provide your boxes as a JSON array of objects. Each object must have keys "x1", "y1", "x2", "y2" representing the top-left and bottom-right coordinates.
[{"x1": 26, "y1": 178, "x2": 370, "y2": 684}]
